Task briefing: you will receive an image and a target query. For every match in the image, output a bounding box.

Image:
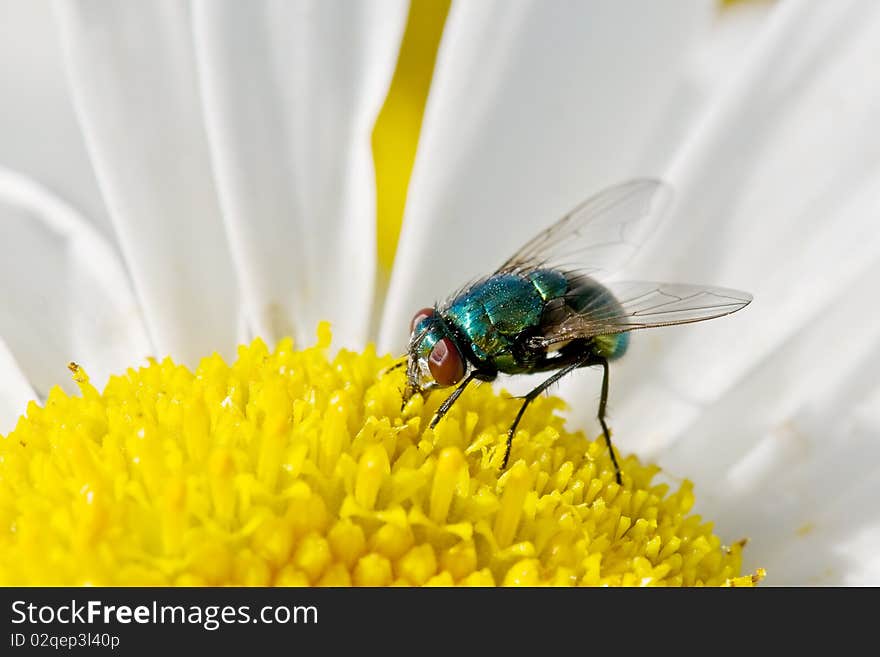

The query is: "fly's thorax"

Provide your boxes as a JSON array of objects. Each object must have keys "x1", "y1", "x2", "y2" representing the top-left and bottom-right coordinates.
[
  {"x1": 526, "y1": 269, "x2": 569, "y2": 301},
  {"x1": 442, "y1": 273, "x2": 550, "y2": 363}
]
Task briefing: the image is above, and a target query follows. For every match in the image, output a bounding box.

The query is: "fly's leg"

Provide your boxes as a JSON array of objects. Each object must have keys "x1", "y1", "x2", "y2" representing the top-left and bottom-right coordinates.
[
  {"x1": 430, "y1": 370, "x2": 494, "y2": 429},
  {"x1": 596, "y1": 357, "x2": 622, "y2": 485},
  {"x1": 502, "y1": 354, "x2": 622, "y2": 485},
  {"x1": 502, "y1": 357, "x2": 588, "y2": 469},
  {"x1": 382, "y1": 359, "x2": 407, "y2": 375},
  {"x1": 402, "y1": 381, "x2": 438, "y2": 412}
]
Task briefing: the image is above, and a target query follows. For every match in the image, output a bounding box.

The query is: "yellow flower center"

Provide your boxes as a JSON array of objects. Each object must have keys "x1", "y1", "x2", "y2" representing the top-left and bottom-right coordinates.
[{"x1": 0, "y1": 323, "x2": 762, "y2": 586}]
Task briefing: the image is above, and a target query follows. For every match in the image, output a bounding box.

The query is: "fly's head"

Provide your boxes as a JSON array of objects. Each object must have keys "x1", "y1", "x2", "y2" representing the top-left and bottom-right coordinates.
[{"x1": 402, "y1": 307, "x2": 465, "y2": 405}]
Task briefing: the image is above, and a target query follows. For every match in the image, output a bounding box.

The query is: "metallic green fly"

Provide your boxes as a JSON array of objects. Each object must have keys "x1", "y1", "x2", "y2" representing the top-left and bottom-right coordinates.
[{"x1": 398, "y1": 179, "x2": 752, "y2": 484}]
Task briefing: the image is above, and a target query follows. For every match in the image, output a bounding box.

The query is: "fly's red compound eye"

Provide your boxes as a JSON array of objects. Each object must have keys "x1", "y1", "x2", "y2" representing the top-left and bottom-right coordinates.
[
  {"x1": 428, "y1": 338, "x2": 464, "y2": 386},
  {"x1": 410, "y1": 307, "x2": 434, "y2": 333}
]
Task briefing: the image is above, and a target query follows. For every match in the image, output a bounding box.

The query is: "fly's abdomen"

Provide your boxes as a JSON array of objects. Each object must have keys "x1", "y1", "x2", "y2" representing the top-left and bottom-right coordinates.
[
  {"x1": 563, "y1": 273, "x2": 630, "y2": 360},
  {"x1": 590, "y1": 331, "x2": 629, "y2": 360}
]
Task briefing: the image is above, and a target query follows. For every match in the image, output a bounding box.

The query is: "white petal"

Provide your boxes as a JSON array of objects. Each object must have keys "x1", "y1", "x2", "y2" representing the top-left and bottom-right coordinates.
[
  {"x1": 591, "y1": 0, "x2": 880, "y2": 443},
  {"x1": 585, "y1": 1, "x2": 880, "y2": 583},
  {"x1": 379, "y1": 0, "x2": 715, "y2": 351},
  {"x1": 686, "y1": 0, "x2": 774, "y2": 115},
  {"x1": 0, "y1": 167, "x2": 151, "y2": 402},
  {"x1": 191, "y1": 0, "x2": 407, "y2": 348},
  {"x1": 54, "y1": 1, "x2": 239, "y2": 365},
  {"x1": 0, "y1": 339, "x2": 37, "y2": 435},
  {"x1": 0, "y1": 0, "x2": 112, "y2": 240},
  {"x1": 702, "y1": 391, "x2": 880, "y2": 585}
]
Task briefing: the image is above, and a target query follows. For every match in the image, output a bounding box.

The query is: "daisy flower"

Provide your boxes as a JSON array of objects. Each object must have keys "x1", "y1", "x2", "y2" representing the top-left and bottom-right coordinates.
[{"x1": 0, "y1": 0, "x2": 877, "y2": 585}]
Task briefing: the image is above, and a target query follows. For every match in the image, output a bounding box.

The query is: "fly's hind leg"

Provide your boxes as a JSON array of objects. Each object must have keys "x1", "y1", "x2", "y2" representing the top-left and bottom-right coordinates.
[
  {"x1": 502, "y1": 354, "x2": 622, "y2": 486},
  {"x1": 595, "y1": 357, "x2": 622, "y2": 485}
]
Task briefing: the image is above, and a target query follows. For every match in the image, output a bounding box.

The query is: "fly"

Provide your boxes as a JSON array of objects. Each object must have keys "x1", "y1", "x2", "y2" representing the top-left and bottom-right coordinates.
[{"x1": 398, "y1": 179, "x2": 752, "y2": 484}]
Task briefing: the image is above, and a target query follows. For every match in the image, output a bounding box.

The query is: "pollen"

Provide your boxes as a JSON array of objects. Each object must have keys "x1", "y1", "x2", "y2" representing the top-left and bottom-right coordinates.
[{"x1": 0, "y1": 323, "x2": 761, "y2": 586}]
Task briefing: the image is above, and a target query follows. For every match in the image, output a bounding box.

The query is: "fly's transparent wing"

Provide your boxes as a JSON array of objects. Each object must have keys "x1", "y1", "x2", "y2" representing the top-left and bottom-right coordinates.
[
  {"x1": 497, "y1": 179, "x2": 673, "y2": 279},
  {"x1": 527, "y1": 281, "x2": 753, "y2": 349}
]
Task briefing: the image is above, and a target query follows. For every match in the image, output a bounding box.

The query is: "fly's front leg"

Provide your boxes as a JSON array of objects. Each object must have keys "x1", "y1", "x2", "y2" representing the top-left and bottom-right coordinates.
[
  {"x1": 382, "y1": 359, "x2": 407, "y2": 375},
  {"x1": 430, "y1": 370, "x2": 495, "y2": 429}
]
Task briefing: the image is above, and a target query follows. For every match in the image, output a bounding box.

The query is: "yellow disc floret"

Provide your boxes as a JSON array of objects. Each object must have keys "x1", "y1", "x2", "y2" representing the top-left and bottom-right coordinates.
[{"x1": 0, "y1": 323, "x2": 761, "y2": 586}]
